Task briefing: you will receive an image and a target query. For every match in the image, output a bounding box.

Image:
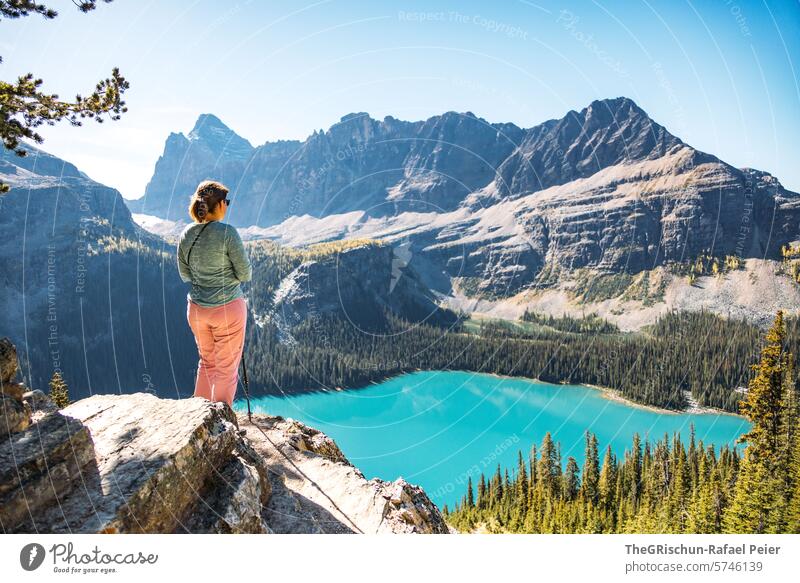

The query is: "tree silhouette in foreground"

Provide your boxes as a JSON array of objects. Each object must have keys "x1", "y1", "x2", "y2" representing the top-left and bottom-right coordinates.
[{"x1": 0, "y1": 0, "x2": 128, "y2": 192}]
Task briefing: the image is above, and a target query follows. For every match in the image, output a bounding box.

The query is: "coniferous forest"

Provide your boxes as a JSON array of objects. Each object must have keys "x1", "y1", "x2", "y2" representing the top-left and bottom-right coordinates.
[
  {"x1": 445, "y1": 312, "x2": 800, "y2": 533},
  {"x1": 244, "y1": 305, "x2": 798, "y2": 413},
  {"x1": 238, "y1": 240, "x2": 800, "y2": 413}
]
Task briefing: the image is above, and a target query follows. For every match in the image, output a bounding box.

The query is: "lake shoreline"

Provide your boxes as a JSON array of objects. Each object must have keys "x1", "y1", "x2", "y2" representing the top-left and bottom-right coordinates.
[
  {"x1": 247, "y1": 368, "x2": 742, "y2": 418},
  {"x1": 442, "y1": 370, "x2": 741, "y2": 418},
  {"x1": 584, "y1": 383, "x2": 738, "y2": 417}
]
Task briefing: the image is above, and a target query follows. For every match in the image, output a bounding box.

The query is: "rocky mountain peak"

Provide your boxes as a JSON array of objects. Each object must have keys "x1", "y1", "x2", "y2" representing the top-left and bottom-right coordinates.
[
  {"x1": 129, "y1": 98, "x2": 800, "y2": 293},
  {"x1": 339, "y1": 111, "x2": 372, "y2": 124},
  {"x1": 187, "y1": 113, "x2": 253, "y2": 156}
]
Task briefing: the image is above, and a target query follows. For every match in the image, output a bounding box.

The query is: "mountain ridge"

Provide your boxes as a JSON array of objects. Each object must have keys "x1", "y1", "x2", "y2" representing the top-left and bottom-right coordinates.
[
  {"x1": 127, "y1": 96, "x2": 800, "y2": 300},
  {"x1": 128, "y1": 96, "x2": 683, "y2": 220}
]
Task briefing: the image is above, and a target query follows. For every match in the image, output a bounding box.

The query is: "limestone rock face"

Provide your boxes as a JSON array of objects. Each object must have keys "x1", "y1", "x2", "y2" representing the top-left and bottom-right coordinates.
[
  {"x1": 270, "y1": 242, "x2": 457, "y2": 332},
  {"x1": 1, "y1": 390, "x2": 446, "y2": 534},
  {"x1": 239, "y1": 415, "x2": 449, "y2": 534}
]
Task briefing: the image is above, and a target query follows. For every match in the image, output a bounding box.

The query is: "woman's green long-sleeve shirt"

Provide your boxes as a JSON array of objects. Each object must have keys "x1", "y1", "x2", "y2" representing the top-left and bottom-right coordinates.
[{"x1": 177, "y1": 221, "x2": 252, "y2": 307}]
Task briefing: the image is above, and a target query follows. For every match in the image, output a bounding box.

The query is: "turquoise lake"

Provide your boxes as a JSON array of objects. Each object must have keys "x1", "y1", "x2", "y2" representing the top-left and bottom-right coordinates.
[{"x1": 234, "y1": 371, "x2": 750, "y2": 508}]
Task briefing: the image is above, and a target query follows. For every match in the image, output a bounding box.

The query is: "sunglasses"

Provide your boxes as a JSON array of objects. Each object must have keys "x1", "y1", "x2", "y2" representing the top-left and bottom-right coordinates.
[{"x1": 222, "y1": 198, "x2": 232, "y2": 206}]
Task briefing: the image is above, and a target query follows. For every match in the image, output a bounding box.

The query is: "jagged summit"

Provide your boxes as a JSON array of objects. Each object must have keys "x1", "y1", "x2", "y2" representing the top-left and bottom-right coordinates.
[
  {"x1": 190, "y1": 112, "x2": 228, "y2": 131},
  {"x1": 131, "y1": 96, "x2": 694, "y2": 223},
  {"x1": 339, "y1": 111, "x2": 371, "y2": 123},
  {"x1": 187, "y1": 113, "x2": 254, "y2": 153}
]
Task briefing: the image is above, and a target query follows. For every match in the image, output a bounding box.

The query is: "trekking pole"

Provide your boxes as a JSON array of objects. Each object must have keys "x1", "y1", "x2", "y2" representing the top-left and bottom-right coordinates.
[{"x1": 240, "y1": 346, "x2": 252, "y2": 422}]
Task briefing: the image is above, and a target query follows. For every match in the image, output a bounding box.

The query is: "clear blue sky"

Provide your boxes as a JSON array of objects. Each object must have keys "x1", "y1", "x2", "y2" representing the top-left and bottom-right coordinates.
[{"x1": 2, "y1": 0, "x2": 798, "y2": 199}]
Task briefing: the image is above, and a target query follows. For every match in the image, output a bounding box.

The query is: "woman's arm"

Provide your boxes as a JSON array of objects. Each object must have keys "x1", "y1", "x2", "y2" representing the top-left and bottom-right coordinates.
[
  {"x1": 177, "y1": 238, "x2": 192, "y2": 283},
  {"x1": 226, "y1": 227, "x2": 252, "y2": 283}
]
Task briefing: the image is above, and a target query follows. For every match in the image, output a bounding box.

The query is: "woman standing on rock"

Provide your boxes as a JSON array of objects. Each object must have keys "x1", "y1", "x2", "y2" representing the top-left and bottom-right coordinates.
[{"x1": 177, "y1": 180, "x2": 252, "y2": 407}]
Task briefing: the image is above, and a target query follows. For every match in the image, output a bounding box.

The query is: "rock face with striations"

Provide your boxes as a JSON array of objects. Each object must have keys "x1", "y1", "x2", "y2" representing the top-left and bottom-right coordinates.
[
  {"x1": 0, "y1": 340, "x2": 448, "y2": 534},
  {"x1": 269, "y1": 241, "x2": 456, "y2": 333},
  {"x1": 130, "y1": 97, "x2": 800, "y2": 297},
  {"x1": 2, "y1": 393, "x2": 272, "y2": 533}
]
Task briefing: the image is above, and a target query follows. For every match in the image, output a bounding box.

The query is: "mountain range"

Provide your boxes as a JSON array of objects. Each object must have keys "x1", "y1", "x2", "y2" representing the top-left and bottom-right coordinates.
[
  {"x1": 128, "y1": 97, "x2": 800, "y2": 300},
  {"x1": 3, "y1": 96, "x2": 800, "y2": 402}
]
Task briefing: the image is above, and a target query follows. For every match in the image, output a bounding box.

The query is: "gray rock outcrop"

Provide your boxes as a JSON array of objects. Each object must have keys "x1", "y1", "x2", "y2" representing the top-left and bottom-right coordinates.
[
  {"x1": 3, "y1": 393, "x2": 271, "y2": 533},
  {"x1": 241, "y1": 415, "x2": 449, "y2": 534},
  {"x1": 0, "y1": 340, "x2": 447, "y2": 534},
  {"x1": 270, "y1": 242, "x2": 456, "y2": 331},
  {"x1": 0, "y1": 337, "x2": 18, "y2": 385}
]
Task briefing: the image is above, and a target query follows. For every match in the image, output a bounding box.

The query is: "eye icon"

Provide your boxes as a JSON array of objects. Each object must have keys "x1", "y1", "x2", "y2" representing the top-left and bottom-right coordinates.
[{"x1": 20, "y1": 543, "x2": 46, "y2": 571}]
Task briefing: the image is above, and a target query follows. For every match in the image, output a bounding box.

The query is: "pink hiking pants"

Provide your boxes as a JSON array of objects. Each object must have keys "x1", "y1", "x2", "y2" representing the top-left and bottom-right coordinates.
[{"x1": 187, "y1": 297, "x2": 247, "y2": 407}]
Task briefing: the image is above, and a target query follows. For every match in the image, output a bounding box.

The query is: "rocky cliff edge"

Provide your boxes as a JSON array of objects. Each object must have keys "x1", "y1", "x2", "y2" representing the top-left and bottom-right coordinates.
[{"x1": 0, "y1": 338, "x2": 448, "y2": 534}]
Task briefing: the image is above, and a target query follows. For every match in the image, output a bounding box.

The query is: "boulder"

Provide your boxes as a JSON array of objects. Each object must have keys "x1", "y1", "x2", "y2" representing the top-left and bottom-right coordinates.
[
  {"x1": 281, "y1": 418, "x2": 349, "y2": 465},
  {"x1": 239, "y1": 414, "x2": 449, "y2": 534},
  {"x1": 8, "y1": 393, "x2": 271, "y2": 533},
  {"x1": 0, "y1": 393, "x2": 30, "y2": 439},
  {"x1": 0, "y1": 410, "x2": 93, "y2": 529},
  {"x1": 180, "y1": 450, "x2": 270, "y2": 534},
  {"x1": 374, "y1": 478, "x2": 448, "y2": 534},
  {"x1": 22, "y1": 389, "x2": 58, "y2": 420},
  {"x1": 2, "y1": 381, "x2": 26, "y2": 402}
]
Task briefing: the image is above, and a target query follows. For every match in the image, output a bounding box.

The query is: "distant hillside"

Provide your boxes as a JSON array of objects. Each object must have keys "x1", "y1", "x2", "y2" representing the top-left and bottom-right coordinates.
[{"x1": 0, "y1": 145, "x2": 196, "y2": 399}]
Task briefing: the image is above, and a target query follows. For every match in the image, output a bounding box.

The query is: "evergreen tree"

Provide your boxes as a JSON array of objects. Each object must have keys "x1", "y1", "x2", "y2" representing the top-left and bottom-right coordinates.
[
  {"x1": 0, "y1": 1, "x2": 129, "y2": 193},
  {"x1": 538, "y1": 433, "x2": 560, "y2": 498},
  {"x1": 563, "y1": 456, "x2": 580, "y2": 501},
  {"x1": 739, "y1": 311, "x2": 793, "y2": 458},
  {"x1": 48, "y1": 371, "x2": 70, "y2": 409},
  {"x1": 477, "y1": 473, "x2": 487, "y2": 510},
  {"x1": 687, "y1": 463, "x2": 724, "y2": 533},
  {"x1": 726, "y1": 311, "x2": 797, "y2": 532},
  {"x1": 598, "y1": 446, "x2": 617, "y2": 512},
  {"x1": 724, "y1": 449, "x2": 782, "y2": 533},
  {"x1": 580, "y1": 433, "x2": 600, "y2": 503},
  {"x1": 494, "y1": 464, "x2": 503, "y2": 502},
  {"x1": 516, "y1": 451, "x2": 529, "y2": 513},
  {"x1": 628, "y1": 433, "x2": 643, "y2": 506},
  {"x1": 788, "y1": 431, "x2": 800, "y2": 532}
]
